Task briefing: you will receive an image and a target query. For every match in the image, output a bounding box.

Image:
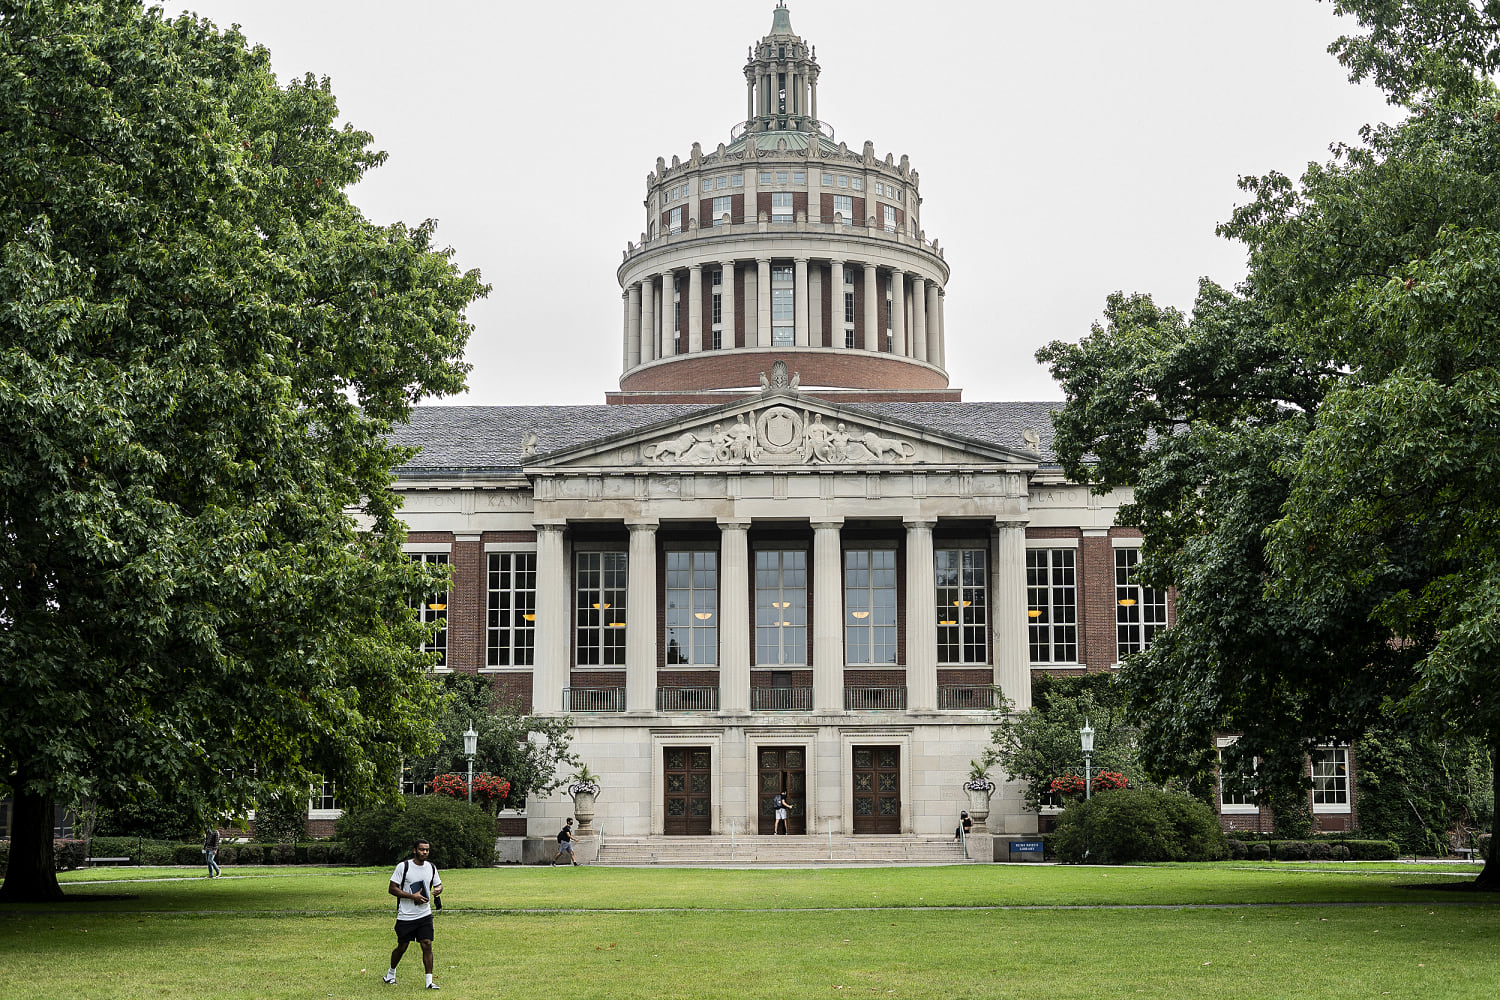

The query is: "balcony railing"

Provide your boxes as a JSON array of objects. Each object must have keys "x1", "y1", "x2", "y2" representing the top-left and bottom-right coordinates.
[
  {"x1": 937, "y1": 684, "x2": 999, "y2": 710},
  {"x1": 750, "y1": 686, "x2": 813, "y2": 712},
  {"x1": 562, "y1": 687, "x2": 625, "y2": 713},
  {"x1": 656, "y1": 686, "x2": 720, "y2": 712},
  {"x1": 844, "y1": 686, "x2": 907, "y2": 711}
]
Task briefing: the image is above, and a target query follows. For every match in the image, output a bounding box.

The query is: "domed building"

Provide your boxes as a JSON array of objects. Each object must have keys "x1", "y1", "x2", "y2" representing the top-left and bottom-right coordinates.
[{"x1": 369, "y1": 5, "x2": 1347, "y2": 858}]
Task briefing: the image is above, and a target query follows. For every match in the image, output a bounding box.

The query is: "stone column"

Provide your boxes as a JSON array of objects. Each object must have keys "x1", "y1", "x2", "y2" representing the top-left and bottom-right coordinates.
[
  {"x1": 533, "y1": 523, "x2": 568, "y2": 714},
  {"x1": 719, "y1": 519, "x2": 751, "y2": 715},
  {"x1": 927, "y1": 280, "x2": 942, "y2": 366},
  {"x1": 911, "y1": 275, "x2": 928, "y2": 363},
  {"x1": 626, "y1": 519, "x2": 659, "y2": 713},
  {"x1": 936, "y1": 288, "x2": 947, "y2": 369},
  {"x1": 862, "y1": 263, "x2": 879, "y2": 351},
  {"x1": 890, "y1": 270, "x2": 906, "y2": 357},
  {"x1": 626, "y1": 283, "x2": 642, "y2": 370},
  {"x1": 812, "y1": 518, "x2": 845, "y2": 713},
  {"x1": 641, "y1": 277, "x2": 657, "y2": 363},
  {"x1": 993, "y1": 520, "x2": 1031, "y2": 711},
  {"x1": 904, "y1": 518, "x2": 938, "y2": 713},
  {"x1": 746, "y1": 77, "x2": 754, "y2": 122},
  {"x1": 720, "y1": 260, "x2": 737, "y2": 349},
  {"x1": 688, "y1": 264, "x2": 703, "y2": 353},
  {"x1": 621, "y1": 290, "x2": 631, "y2": 373},
  {"x1": 661, "y1": 273, "x2": 676, "y2": 357},
  {"x1": 794, "y1": 257, "x2": 810, "y2": 346},
  {"x1": 809, "y1": 264, "x2": 823, "y2": 346},
  {"x1": 757, "y1": 257, "x2": 772, "y2": 347}
]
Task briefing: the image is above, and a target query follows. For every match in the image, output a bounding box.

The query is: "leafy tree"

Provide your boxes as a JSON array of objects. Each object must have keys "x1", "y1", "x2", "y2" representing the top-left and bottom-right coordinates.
[
  {"x1": 985, "y1": 673, "x2": 1145, "y2": 809},
  {"x1": 405, "y1": 674, "x2": 580, "y2": 809},
  {"x1": 1355, "y1": 723, "x2": 1492, "y2": 855},
  {"x1": 0, "y1": 2, "x2": 487, "y2": 901},
  {"x1": 1037, "y1": 3, "x2": 1500, "y2": 884},
  {"x1": 336, "y1": 795, "x2": 497, "y2": 869},
  {"x1": 1052, "y1": 788, "x2": 1227, "y2": 864},
  {"x1": 1325, "y1": 0, "x2": 1500, "y2": 104}
]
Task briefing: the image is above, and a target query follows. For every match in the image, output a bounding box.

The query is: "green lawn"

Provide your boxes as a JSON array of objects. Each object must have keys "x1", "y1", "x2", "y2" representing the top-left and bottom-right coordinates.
[{"x1": 3, "y1": 863, "x2": 1497, "y2": 999}]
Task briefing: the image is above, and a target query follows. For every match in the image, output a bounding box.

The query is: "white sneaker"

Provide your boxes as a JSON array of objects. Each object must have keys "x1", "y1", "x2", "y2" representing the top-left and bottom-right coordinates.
[
  {"x1": 426, "y1": 982, "x2": 440, "y2": 990},
  {"x1": 383, "y1": 972, "x2": 397, "y2": 985}
]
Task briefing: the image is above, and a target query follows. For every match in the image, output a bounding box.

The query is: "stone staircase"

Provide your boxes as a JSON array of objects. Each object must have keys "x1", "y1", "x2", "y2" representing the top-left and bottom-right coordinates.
[{"x1": 591, "y1": 833, "x2": 976, "y2": 866}]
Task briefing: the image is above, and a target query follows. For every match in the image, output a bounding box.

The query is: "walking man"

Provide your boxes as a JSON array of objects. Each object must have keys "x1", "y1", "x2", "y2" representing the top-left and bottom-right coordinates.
[
  {"x1": 553, "y1": 818, "x2": 579, "y2": 865},
  {"x1": 773, "y1": 790, "x2": 791, "y2": 835},
  {"x1": 386, "y1": 839, "x2": 443, "y2": 989},
  {"x1": 202, "y1": 826, "x2": 221, "y2": 878}
]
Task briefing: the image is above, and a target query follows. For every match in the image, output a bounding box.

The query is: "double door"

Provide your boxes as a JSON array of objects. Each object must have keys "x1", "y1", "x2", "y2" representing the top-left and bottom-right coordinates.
[
  {"x1": 852, "y1": 745, "x2": 901, "y2": 833},
  {"x1": 664, "y1": 746, "x2": 712, "y2": 835},
  {"x1": 757, "y1": 746, "x2": 806, "y2": 834}
]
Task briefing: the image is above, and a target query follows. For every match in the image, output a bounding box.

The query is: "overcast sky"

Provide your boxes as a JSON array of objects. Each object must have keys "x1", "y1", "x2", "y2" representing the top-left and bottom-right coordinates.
[{"x1": 169, "y1": 0, "x2": 1396, "y2": 406}]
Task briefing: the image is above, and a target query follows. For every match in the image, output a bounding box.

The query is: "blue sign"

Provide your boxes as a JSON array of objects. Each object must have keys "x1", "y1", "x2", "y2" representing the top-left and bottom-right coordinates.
[{"x1": 1009, "y1": 840, "x2": 1045, "y2": 853}]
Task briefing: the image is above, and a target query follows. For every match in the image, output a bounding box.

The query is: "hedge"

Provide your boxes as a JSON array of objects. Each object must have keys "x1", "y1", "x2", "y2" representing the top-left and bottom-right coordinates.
[
  {"x1": 1228, "y1": 839, "x2": 1399, "y2": 861},
  {"x1": 1053, "y1": 788, "x2": 1227, "y2": 864}
]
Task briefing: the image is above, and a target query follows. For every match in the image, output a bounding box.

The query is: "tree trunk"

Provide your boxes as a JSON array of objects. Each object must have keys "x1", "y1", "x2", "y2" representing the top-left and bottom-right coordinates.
[
  {"x1": 1474, "y1": 736, "x2": 1500, "y2": 891},
  {"x1": 0, "y1": 787, "x2": 64, "y2": 902}
]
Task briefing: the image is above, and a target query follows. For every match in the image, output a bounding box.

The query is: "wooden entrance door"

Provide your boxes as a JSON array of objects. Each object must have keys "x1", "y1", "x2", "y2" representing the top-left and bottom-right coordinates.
[
  {"x1": 757, "y1": 746, "x2": 807, "y2": 834},
  {"x1": 664, "y1": 746, "x2": 712, "y2": 835},
  {"x1": 852, "y1": 745, "x2": 901, "y2": 833}
]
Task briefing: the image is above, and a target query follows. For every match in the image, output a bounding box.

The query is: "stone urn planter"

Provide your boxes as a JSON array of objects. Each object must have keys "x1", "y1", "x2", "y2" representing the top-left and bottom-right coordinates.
[
  {"x1": 568, "y1": 779, "x2": 600, "y2": 833},
  {"x1": 963, "y1": 780, "x2": 995, "y2": 832}
]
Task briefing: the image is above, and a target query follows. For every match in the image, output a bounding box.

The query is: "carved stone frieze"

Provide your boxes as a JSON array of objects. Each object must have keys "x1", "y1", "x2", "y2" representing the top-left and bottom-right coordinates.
[{"x1": 639, "y1": 406, "x2": 920, "y2": 467}]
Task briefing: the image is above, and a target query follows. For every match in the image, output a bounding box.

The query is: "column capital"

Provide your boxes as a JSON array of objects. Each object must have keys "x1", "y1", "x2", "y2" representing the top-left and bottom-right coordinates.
[
  {"x1": 626, "y1": 518, "x2": 660, "y2": 532},
  {"x1": 993, "y1": 518, "x2": 1029, "y2": 531},
  {"x1": 793, "y1": 255, "x2": 809, "y2": 263},
  {"x1": 534, "y1": 520, "x2": 568, "y2": 533},
  {"x1": 809, "y1": 516, "x2": 845, "y2": 531},
  {"x1": 721, "y1": 258, "x2": 737, "y2": 269},
  {"x1": 755, "y1": 255, "x2": 772, "y2": 264},
  {"x1": 717, "y1": 517, "x2": 752, "y2": 530},
  {"x1": 689, "y1": 263, "x2": 703, "y2": 272},
  {"x1": 903, "y1": 517, "x2": 938, "y2": 530}
]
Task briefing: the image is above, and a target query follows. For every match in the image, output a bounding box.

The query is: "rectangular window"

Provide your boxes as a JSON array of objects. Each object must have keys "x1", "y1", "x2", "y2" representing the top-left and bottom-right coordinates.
[
  {"x1": 885, "y1": 290, "x2": 893, "y2": 351},
  {"x1": 832, "y1": 194, "x2": 853, "y2": 222},
  {"x1": 874, "y1": 182, "x2": 884, "y2": 196},
  {"x1": 760, "y1": 171, "x2": 773, "y2": 184},
  {"x1": 1218, "y1": 741, "x2": 1258, "y2": 812},
  {"x1": 843, "y1": 291, "x2": 855, "y2": 349},
  {"x1": 1312, "y1": 746, "x2": 1350, "y2": 809},
  {"x1": 665, "y1": 551, "x2": 718, "y2": 665},
  {"x1": 884, "y1": 204, "x2": 898, "y2": 233},
  {"x1": 679, "y1": 183, "x2": 689, "y2": 198},
  {"x1": 792, "y1": 171, "x2": 805, "y2": 184},
  {"x1": 772, "y1": 264, "x2": 795, "y2": 346},
  {"x1": 716, "y1": 175, "x2": 728, "y2": 190},
  {"x1": 312, "y1": 780, "x2": 337, "y2": 813},
  {"x1": 711, "y1": 290, "x2": 723, "y2": 350},
  {"x1": 755, "y1": 549, "x2": 807, "y2": 665},
  {"x1": 776, "y1": 170, "x2": 788, "y2": 184},
  {"x1": 821, "y1": 173, "x2": 834, "y2": 186},
  {"x1": 711, "y1": 195, "x2": 732, "y2": 226},
  {"x1": 851, "y1": 177, "x2": 863, "y2": 191},
  {"x1": 936, "y1": 548, "x2": 988, "y2": 664},
  {"x1": 845, "y1": 549, "x2": 897, "y2": 664},
  {"x1": 1027, "y1": 549, "x2": 1078, "y2": 663},
  {"x1": 668, "y1": 206, "x2": 682, "y2": 234},
  {"x1": 891, "y1": 186, "x2": 902, "y2": 202},
  {"x1": 731, "y1": 174, "x2": 744, "y2": 187},
  {"x1": 487, "y1": 552, "x2": 537, "y2": 667},
  {"x1": 400, "y1": 766, "x2": 433, "y2": 797},
  {"x1": 771, "y1": 191, "x2": 793, "y2": 223},
  {"x1": 1115, "y1": 548, "x2": 1167, "y2": 659},
  {"x1": 410, "y1": 552, "x2": 449, "y2": 667},
  {"x1": 576, "y1": 551, "x2": 627, "y2": 666},
  {"x1": 837, "y1": 175, "x2": 849, "y2": 188}
]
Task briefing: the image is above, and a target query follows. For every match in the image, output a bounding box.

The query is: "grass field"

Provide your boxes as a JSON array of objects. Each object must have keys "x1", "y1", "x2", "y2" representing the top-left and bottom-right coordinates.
[{"x1": 2, "y1": 862, "x2": 1498, "y2": 998}]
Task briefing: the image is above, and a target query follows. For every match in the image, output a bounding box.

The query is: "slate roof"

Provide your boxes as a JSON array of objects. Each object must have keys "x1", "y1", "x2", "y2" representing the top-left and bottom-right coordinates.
[{"x1": 389, "y1": 400, "x2": 1064, "y2": 473}]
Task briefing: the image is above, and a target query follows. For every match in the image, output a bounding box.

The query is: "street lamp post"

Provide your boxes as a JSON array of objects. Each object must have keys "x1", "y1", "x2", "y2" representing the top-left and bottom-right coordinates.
[
  {"x1": 1080, "y1": 720, "x2": 1095, "y2": 800},
  {"x1": 462, "y1": 722, "x2": 478, "y2": 804}
]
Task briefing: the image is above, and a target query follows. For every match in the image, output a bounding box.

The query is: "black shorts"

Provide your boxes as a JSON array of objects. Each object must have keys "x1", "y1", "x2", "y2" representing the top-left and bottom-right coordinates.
[{"x1": 394, "y1": 916, "x2": 434, "y2": 944}]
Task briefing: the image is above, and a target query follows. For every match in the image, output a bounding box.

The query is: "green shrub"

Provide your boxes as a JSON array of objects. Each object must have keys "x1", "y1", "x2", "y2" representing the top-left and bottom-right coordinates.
[
  {"x1": 215, "y1": 844, "x2": 238, "y2": 865},
  {"x1": 173, "y1": 845, "x2": 204, "y2": 866},
  {"x1": 54, "y1": 839, "x2": 88, "y2": 870},
  {"x1": 87, "y1": 836, "x2": 140, "y2": 862},
  {"x1": 1272, "y1": 840, "x2": 1310, "y2": 860},
  {"x1": 266, "y1": 844, "x2": 297, "y2": 865},
  {"x1": 253, "y1": 795, "x2": 308, "y2": 844},
  {"x1": 236, "y1": 844, "x2": 264, "y2": 865},
  {"x1": 327, "y1": 841, "x2": 350, "y2": 864},
  {"x1": 337, "y1": 795, "x2": 497, "y2": 868},
  {"x1": 1226, "y1": 839, "x2": 1248, "y2": 860},
  {"x1": 139, "y1": 843, "x2": 176, "y2": 865},
  {"x1": 305, "y1": 843, "x2": 331, "y2": 864},
  {"x1": 1344, "y1": 839, "x2": 1400, "y2": 860},
  {"x1": 1247, "y1": 841, "x2": 1271, "y2": 860},
  {"x1": 1052, "y1": 788, "x2": 1227, "y2": 864},
  {"x1": 1307, "y1": 840, "x2": 1332, "y2": 861}
]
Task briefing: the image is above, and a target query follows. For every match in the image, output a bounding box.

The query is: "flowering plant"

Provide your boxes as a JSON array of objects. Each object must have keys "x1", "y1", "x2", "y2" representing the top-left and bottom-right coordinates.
[
  {"x1": 470, "y1": 773, "x2": 512, "y2": 807},
  {"x1": 963, "y1": 759, "x2": 995, "y2": 792},
  {"x1": 429, "y1": 773, "x2": 467, "y2": 798},
  {"x1": 568, "y1": 764, "x2": 600, "y2": 797},
  {"x1": 1048, "y1": 774, "x2": 1087, "y2": 796},
  {"x1": 1093, "y1": 771, "x2": 1128, "y2": 791}
]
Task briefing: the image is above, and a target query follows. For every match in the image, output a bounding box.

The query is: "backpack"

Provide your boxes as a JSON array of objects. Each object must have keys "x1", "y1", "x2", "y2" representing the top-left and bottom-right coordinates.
[{"x1": 397, "y1": 860, "x2": 442, "y2": 911}]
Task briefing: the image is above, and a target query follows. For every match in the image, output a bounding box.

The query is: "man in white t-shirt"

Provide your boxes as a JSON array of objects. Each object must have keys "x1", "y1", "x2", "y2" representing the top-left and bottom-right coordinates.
[{"x1": 385, "y1": 839, "x2": 443, "y2": 989}]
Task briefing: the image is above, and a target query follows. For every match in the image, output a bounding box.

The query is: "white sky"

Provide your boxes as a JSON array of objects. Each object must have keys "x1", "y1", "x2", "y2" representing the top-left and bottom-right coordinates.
[{"x1": 169, "y1": 0, "x2": 1396, "y2": 406}]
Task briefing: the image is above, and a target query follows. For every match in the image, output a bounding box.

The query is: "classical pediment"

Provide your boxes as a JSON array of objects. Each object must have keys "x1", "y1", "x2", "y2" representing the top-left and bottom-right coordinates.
[{"x1": 527, "y1": 393, "x2": 1040, "y2": 472}]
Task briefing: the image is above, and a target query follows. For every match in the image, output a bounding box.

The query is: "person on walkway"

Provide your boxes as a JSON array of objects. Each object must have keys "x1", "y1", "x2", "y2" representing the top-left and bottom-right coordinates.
[
  {"x1": 773, "y1": 791, "x2": 791, "y2": 835},
  {"x1": 953, "y1": 810, "x2": 972, "y2": 841},
  {"x1": 202, "y1": 826, "x2": 221, "y2": 878},
  {"x1": 386, "y1": 838, "x2": 443, "y2": 990},
  {"x1": 553, "y1": 818, "x2": 579, "y2": 865}
]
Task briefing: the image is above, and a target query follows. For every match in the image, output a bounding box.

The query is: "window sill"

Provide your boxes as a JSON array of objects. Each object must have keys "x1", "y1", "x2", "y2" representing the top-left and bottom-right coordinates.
[{"x1": 1312, "y1": 804, "x2": 1352, "y2": 814}]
